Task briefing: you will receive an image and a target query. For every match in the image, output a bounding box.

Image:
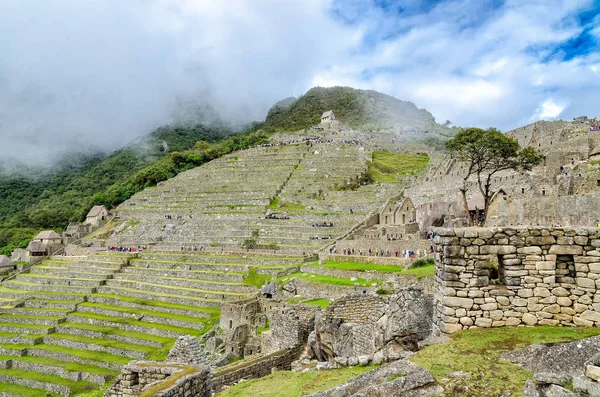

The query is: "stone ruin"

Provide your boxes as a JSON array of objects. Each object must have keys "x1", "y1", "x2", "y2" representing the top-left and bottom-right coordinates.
[
  {"x1": 308, "y1": 288, "x2": 433, "y2": 367},
  {"x1": 432, "y1": 226, "x2": 600, "y2": 334}
]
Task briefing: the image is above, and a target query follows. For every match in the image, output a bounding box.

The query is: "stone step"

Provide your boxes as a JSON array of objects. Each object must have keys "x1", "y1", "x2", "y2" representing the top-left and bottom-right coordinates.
[
  {"x1": 55, "y1": 323, "x2": 164, "y2": 349},
  {"x1": 103, "y1": 279, "x2": 247, "y2": 300},
  {"x1": 8, "y1": 357, "x2": 116, "y2": 385},
  {"x1": 0, "y1": 334, "x2": 42, "y2": 345},
  {"x1": 0, "y1": 371, "x2": 71, "y2": 397},
  {"x1": 0, "y1": 314, "x2": 65, "y2": 326},
  {"x1": 42, "y1": 334, "x2": 149, "y2": 360},
  {"x1": 122, "y1": 267, "x2": 245, "y2": 282},
  {"x1": 3, "y1": 280, "x2": 97, "y2": 294},
  {"x1": 26, "y1": 345, "x2": 128, "y2": 371},
  {"x1": 95, "y1": 286, "x2": 221, "y2": 309},
  {"x1": 87, "y1": 295, "x2": 213, "y2": 319},
  {"x1": 2, "y1": 307, "x2": 72, "y2": 317},
  {"x1": 65, "y1": 313, "x2": 197, "y2": 339},
  {"x1": 0, "y1": 324, "x2": 55, "y2": 335},
  {"x1": 76, "y1": 303, "x2": 206, "y2": 330},
  {"x1": 111, "y1": 273, "x2": 255, "y2": 293},
  {"x1": 30, "y1": 266, "x2": 116, "y2": 278},
  {"x1": 23, "y1": 299, "x2": 84, "y2": 310},
  {"x1": 16, "y1": 274, "x2": 106, "y2": 287}
]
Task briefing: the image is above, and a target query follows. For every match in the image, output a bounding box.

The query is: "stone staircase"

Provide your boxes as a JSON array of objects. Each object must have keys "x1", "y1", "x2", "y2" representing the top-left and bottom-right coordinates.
[{"x1": 0, "y1": 250, "x2": 305, "y2": 396}]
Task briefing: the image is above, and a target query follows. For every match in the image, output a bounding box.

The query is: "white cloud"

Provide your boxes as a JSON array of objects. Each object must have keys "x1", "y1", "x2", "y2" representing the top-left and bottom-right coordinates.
[
  {"x1": 0, "y1": 0, "x2": 599, "y2": 166},
  {"x1": 532, "y1": 98, "x2": 567, "y2": 121}
]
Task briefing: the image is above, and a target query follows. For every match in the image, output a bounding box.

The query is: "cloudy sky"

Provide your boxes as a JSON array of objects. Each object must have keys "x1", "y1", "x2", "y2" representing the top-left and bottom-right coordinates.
[{"x1": 1, "y1": 0, "x2": 599, "y2": 165}]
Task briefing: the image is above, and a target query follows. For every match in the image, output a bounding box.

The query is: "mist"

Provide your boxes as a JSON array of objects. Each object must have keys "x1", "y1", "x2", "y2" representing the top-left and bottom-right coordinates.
[{"x1": 0, "y1": 0, "x2": 351, "y2": 167}]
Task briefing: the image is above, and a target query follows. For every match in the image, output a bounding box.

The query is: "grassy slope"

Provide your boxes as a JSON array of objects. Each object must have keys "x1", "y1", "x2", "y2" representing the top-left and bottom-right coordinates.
[
  {"x1": 216, "y1": 366, "x2": 373, "y2": 397},
  {"x1": 307, "y1": 260, "x2": 435, "y2": 278},
  {"x1": 369, "y1": 151, "x2": 430, "y2": 183},
  {"x1": 410, "y1": 326, "x2": 600, "y2": 396}
]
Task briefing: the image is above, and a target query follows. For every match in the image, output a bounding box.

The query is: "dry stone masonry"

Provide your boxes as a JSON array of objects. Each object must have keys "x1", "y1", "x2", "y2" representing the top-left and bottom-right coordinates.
[{"x1": 433, "y1": 226, "x2": 600, "y2": 334}]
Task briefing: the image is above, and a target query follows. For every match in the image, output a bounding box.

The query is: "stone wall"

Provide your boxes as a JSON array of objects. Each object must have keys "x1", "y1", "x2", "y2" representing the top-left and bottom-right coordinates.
[
  {"x1": 211, "y1": 347, "x2": 301, "y2": 393},
  {"x1": 433, "y1": 226, "x2": 600, "y2": 334},
  {"x1": 105, "y1": 362, "x2": 211, "y2": 397},
  {"x1": 311, "y1": 288, "x2": 433, "y2": 363},
  {"x1": 262, "y1": 304, "x2": 319, "y2": 354}
]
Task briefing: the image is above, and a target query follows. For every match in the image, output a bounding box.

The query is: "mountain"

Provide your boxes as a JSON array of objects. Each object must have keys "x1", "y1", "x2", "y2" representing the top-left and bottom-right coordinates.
[{"x1": 260, "y1": 86, "x2": 438, "y2": 131}]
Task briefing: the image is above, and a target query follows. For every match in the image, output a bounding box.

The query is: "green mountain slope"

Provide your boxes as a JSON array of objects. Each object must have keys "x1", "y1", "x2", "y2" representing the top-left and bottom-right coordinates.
[{"x1": 260, "y1": 86, "x2": 436, "y2": 131}]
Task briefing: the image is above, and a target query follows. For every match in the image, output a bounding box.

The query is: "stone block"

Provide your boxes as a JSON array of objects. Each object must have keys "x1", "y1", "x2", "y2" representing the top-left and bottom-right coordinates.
[
  {"x1": 497, "y1": 296, "x2": 510, "y2": 306},
  {"x1": 480, "y1": 245, "x2": 516, "y2": 255},
  {"x1": 522, "y1": 313, "x2": 538, "y2": 325},
  {"x1": 573, "y1": 316, "x2": 594, "y2": 327},
  {"x1": 574, "y1": 303, "x2": 588, "y2": 313},
  {"x1": 549, "y1": 245, "x2": 583, "y2": 255},
  {"x1": 489, "y1": 310, "x2": 503, "y2": 320},
  {"x1": 552, "y1": 287, "x2": 570, "y2": 297},
  {"x1": 589, "y1": 263, "x2": 600, "y2": 273},
  {"x1": 443, "y1": 245, "x2": 464, "y2": 257},
  {"x1": 534, "y1": 287, "x2": 551, "y2": 297},
  {"x1": 538, "y1": 319, "x2": 559, "y2": 326},
  {"x1": 443, "y1": 296, "x2": 474, "y2": 309},
  {"x1": 440, "y1": 322, "x2": 463, "y2": 334},
  {"x1": 581, "y1": 310, "x2": 600, "y2": 323},
  {"x1": 518, "y1": 246, "x2": 542, "y2": 255},
  {"x1": 579, "y1": 295, "x2": 593, "y2": 304},
  {"x1": 518, "y1": 289, "x2": 534, "y2": 298},
  {"x1": 480, "y1": 303, "x2": 498, "y2": 311},
  {"x1": 505, "y1": 317, "x2": 521, "y2": 326},
  {"x1": 459, "y1": 317, "x2": 473, "y2": 326},
  {"x1": 577, "y1": 277, "x2": 596, "y2": 289},
  {"x1": 557, "y1": 297, "x2": 572, "y2": 307},
  {"x1": 586, "y1": 364, "x2": 600, "y2": 382},
  {"x1": 512, "y1": 298, "x2": 528, "y2": 307},
  {"x1": 536, "y1": 261, "x2": 555, "y2": 271},
  {"x1": 474, "y1": 318, "x2": 492, "y2": 328}
]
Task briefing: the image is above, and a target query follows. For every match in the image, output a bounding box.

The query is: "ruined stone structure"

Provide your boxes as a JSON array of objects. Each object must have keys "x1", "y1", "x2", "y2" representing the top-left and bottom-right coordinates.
[
  {"x1": 433, "y1": 226, "x2": 600, "y2": 334},
  {"x1": 105, "y1": 362, "x2": 211, "y2": 397},
  {"x1": 310, "y1": 288, "x2": 432, "y2": 365},
  {"x1": 404, "y1": 120, "x2": 600, "y2": 230}
]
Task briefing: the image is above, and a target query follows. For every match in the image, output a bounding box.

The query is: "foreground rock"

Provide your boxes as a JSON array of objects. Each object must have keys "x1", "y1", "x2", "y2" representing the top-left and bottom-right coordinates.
[{"x1": 303, "y1": 359, "x2": 443, "y2": 397}]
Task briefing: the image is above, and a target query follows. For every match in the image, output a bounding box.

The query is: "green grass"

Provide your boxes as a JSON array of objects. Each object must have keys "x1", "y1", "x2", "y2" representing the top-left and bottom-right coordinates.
[
  {"x1": 267, "y1": 197, "x2": 306, "y2": 211},
  {"x1": 0, "y1": 381, "x2": 60, "y2": 397},
  {"x1": 0, "y1": 368, "x2": 99, "y2": 394},
  {"x1": 410, "y1": 326, "x2": 600, "y2": 396},
  {"x1": 60, "y1": 322, "x2": 174, "y2": 344},
  {"x1": 303, "y1": 299, "x2": 329, "y2": 309},
  {"x1": 309, "y1": 260, "x2": 435, "y2": 279},
  {"x1": 216, "y1": 366, "x2": 373, "y2": 397},
  {"x1": 68, "y1": 312, "x2": 205, "y2": 336},
  {"x1": 0, "y1": 355, "x2": 119, "y2": 376},
  {"x1": 78, "y1": 302, "x2": 210, "y2": 324},
  {"x1": 369, "y1": 151, "x2": 430, "y2": 182},
  {"x1": 243, "y1": 267, "x2": 272, "y2": 288},
  {"x1": 91, "y1": 293, "x2": 220, "y2": 316},
  {"x1": 277, "y1": 272, "x2": 380, "y2": 287}
]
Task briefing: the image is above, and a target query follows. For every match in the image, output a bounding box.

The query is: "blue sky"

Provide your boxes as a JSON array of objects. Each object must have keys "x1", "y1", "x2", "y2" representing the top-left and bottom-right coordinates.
[{"x1": 0, "y1": 0, "x2": 599, "y2": 164}]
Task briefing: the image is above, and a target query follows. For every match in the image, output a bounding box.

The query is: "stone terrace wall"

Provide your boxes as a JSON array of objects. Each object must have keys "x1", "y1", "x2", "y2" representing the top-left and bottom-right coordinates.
[
  {"x1": 433, "y1": 226, "x2": 600, "y2": 334},
  {"x1": 105, "y1": 362, "x2": 211, "y2": 397}
]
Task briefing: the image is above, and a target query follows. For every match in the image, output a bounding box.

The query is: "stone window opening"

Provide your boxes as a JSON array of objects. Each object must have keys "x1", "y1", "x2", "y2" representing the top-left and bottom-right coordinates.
[
  {"x1": 229, "y1": 320, "x2": 233, "y2": 329},
  {"x1": 489, "y1": 255, "x2": 506, "y2": 285},
  {"x1": 556, "y1": 255, "x2": 576, "y2": 284},
  {"x1": 597, "y1": 179, "x2": 600, "y2": 186},
  {"x1": 542, "y1": 190, "x2": 546, "y2": 195},
  {"x1": 522, "y1": 188, "x2": 525, "y2": 194}
]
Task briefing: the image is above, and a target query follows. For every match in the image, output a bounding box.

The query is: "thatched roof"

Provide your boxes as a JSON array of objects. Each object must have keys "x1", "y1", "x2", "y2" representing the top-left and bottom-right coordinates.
[
  {"x1": 0, "y1": 255, "x2": 14, "y2": 268},
  {"x1": 27, "y1": 241, "x2": 47, "y2": 252},
  {"x1": 321, "y1": 110, "x2": 334, "y2": 118},
  {"x1": 87, "y1": 205, "x2": 108, "y2": 217},
  {"x1": 34, "y1": 230, "x2": 61, "y2": 240}
]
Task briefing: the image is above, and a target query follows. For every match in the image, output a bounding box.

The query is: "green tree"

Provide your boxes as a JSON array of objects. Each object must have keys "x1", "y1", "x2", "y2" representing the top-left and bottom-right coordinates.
[{"x1": 445, "y1": 128, "x2": 544, "y2": 226}]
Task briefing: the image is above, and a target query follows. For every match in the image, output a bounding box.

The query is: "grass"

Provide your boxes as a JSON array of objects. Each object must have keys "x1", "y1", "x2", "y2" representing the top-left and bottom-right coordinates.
[
  {"x1": 303, "y1": 299, "x2": 329, "y2": 309},
  {"x1": 140, "y1": 365, "x2": 200, "y2": 397},
  {"x1": 267, "y1": 197, "x2": 306, "y2": 211},
  {"x1": 216, "y1": 366, "x2": 373, "y2": 397},
  {"x1": 0, "y1": 367, "x2": 99, "y2": 395},
  {"x1": 0, "y1": 355, "x2": 119, "y2": 376},
  {"x1": 309, "y1": 260, "x2": 435, "y2": 279},
  {"x1": 0, "y1": 382, "x2": 60, "y2": 397},
  {"x1": 277, "y1": 272, "x2": 380, "y2": 287},
  {"x1": 91, "y1": 293, "x2": 220, "y2": 316},
  {"x1": 243, "y1": 267, "x2": 272, "y2": 288},
  {"x1": 369, "y1": 151, "x2": 430, "y2": 183},
  {"x1": 410, "y1": 326, "x2": 600, "y2": 396}
]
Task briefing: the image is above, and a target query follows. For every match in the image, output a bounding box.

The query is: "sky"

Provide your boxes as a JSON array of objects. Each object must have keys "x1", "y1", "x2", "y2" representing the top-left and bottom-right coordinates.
[{"x1": 0, "y1": 0, "x2": 599, "y2": 166}]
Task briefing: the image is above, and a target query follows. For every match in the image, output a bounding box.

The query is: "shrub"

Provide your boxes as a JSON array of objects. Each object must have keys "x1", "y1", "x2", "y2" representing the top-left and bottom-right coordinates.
[{"x1": 411, "y1": 257, "x2": 435, "y2": 268}]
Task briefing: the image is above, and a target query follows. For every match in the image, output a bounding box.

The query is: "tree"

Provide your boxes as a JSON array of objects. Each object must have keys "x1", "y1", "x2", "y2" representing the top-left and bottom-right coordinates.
[{"x1": 445, "y1": 128, "x2": 544, "y2": 226}]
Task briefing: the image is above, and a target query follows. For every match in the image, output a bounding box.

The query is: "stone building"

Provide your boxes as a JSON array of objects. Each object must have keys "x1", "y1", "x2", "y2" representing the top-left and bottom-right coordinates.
[
  {"x1": 33, "y1": 230, "x2": 62, "y2": 245},
  {"x1": 432, "y1": 226, "x2": 600, "y2": 335},
  {"x1": 0, "y1": 255, "x2": 15, "y2": 275},
  {"x1": 321, "y1": 110, "x2": 336, "y2": 124},
  {"x1": 404, "y1": 119, "x2": 600, "y2": 230},
  {"x1": 85, "y1": 205, "x2": 110, "y2": 225},
  {"x1": 26, "y1": 241, "x2": 47, "y2": 257}
]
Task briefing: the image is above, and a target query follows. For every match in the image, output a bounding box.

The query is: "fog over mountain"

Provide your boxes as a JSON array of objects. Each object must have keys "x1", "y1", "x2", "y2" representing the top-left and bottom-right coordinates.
[{"x1": 1, "y1": 0, "x2": 598, "y2": 166}]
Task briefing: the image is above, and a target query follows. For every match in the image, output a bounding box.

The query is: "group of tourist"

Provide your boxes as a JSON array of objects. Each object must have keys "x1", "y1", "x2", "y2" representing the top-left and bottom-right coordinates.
[
  {"x1": 328, "y1": 247, "x2": 433, "y2": 258},
  {"x1": 424, "y1": 231, "x2": 437, "y2": 240},
  {"x1": 109, "y1": 246, "x2": 141, "y2": 253},
  {"x1": 310, "y1": 235, "x2": 331, "y2": 240},
  {"x1": 164, "y1": 214, "x2": 193, "y2": 220},
  {"x1": 180, "y1": 246, "x2": 205, "y2": 251},
  {"x1": 265, "y1": 213, "x2": 290, "y2": 220},
  {"x1": 312, "y1": 222, "x2": 334, "y2": 227}
]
